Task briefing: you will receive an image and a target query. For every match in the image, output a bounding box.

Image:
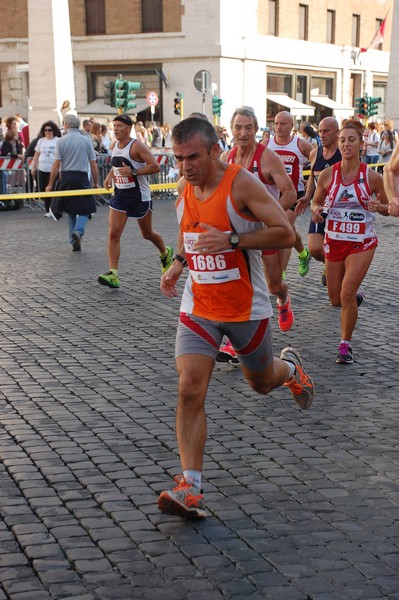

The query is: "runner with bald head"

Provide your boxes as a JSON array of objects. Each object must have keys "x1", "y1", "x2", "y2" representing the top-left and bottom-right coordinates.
[
  {"x1": 296, "y1": 117, "x2": 341, "y2": 285},
  {"x1": 267, "y1": 111, "x2": 314, "y2": 278}
]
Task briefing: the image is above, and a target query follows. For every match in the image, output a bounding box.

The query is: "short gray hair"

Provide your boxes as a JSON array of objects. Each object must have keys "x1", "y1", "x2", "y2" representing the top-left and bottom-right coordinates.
[
  {"x1": 63, "y1": 114, "x2": 81, "y2": 129},
  {"x1": 172, "y1": 118, "x2": 219, "y2": 152},
  {"x1": 230, "y1": 106, "x2": 258, "y2": 131}
]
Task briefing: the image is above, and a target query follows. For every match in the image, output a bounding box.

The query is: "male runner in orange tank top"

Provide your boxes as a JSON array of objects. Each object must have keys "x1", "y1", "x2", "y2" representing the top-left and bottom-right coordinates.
[{"x1": 157, "y1": 118, "x2": 315, "y2": 519}]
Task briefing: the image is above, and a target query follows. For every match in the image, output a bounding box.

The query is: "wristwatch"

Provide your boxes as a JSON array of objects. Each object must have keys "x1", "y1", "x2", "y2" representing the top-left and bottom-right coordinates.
[
  {"x1": 131, "y1": 167, "x2": 138, "y2": 176},
  {"x1": 229, "y1": 232, "x2": 240, "y2": 249},
  {"x1": 173, "y1": 254, "x2": 188, "y2": 267}
]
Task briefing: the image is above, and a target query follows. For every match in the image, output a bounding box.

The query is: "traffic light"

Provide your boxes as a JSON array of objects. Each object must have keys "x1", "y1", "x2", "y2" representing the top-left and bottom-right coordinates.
[
  {"x1": 368, "y1": 96, "x2": 382, "y2": 118},
  {"x1": 110, "y1": 79, "x2": 142, "y2": 112},
  {"x1": 212, "y1": 96, "x2": 223, "y2": 117},
  {"x1": 104, "y1": 81, "x2": 115, "y2": 108},
  {"x1": 124, "y1": 81, "x2": 142, "y2": 110},
  {"x1": 114, "y1": 78, "x2": 126, "y2": 110},
  {"x1": 174, "y1": 96, "x2": 181, "y2": 115},
  {"x1": 355, "y1": 95, "x2": 368, "y2": 119}
]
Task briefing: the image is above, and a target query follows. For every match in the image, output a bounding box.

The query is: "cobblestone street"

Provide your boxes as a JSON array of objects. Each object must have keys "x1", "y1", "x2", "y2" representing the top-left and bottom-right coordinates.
[{"x1": 0, "y1": 200, "x2": 399, "y2": 600}]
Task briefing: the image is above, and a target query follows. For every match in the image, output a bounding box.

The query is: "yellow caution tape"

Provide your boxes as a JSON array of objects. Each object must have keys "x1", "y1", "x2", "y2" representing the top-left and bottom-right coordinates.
[{"x1": 0, "y1": 183, "x2": 178, "y2": 202}]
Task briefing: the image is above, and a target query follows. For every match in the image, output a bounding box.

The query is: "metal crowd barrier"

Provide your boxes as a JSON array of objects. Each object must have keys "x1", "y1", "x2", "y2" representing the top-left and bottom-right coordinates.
[
  {"x1": 0, "y1": 151, "x2": 179, "y2": 211},
  {"x1": 149, "y1": 153, "x2": 179, "y2": 200},
  {"x1": 0, "y1": 158, "x2": 27, "y2": 210}
]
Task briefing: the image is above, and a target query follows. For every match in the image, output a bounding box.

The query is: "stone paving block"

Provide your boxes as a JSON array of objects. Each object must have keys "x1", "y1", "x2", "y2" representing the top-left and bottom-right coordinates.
[{"x1": 10, "y1": 592, "x2": 52, "y2": 600}]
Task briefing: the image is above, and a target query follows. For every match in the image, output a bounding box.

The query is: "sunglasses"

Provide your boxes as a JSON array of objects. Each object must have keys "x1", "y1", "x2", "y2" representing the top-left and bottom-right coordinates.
[{"x1": 44, "y1": 128, "x2": 53, "y2": 132}]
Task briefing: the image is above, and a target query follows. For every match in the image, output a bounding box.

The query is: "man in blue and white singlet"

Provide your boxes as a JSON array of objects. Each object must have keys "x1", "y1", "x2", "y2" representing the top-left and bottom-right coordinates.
[{"x1": 98, "y1": 114, "x2": 173, "y2": 288}]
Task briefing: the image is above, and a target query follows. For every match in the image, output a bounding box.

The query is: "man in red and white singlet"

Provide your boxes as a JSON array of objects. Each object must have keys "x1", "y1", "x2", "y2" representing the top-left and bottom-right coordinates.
[
  {"x1": 219, "y1": 106, "x2": 297, "y2": 339},
  {"x1": 267, "y1": 111, "x2": 313, "y2": 278},
  {"x1": 157, "y1": 117, "x2": 315, "y2": 519}
]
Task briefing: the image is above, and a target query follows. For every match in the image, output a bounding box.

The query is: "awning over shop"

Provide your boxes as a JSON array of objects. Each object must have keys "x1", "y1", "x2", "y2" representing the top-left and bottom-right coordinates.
[
  {"x1": 310, "y1": 94, "x2": 353, "y2": 111},
  {"x1": 266, "y1": 93, "x2": 315, "y2": 117}
]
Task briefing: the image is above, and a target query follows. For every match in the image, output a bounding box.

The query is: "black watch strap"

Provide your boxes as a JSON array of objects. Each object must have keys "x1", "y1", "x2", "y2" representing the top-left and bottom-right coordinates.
[{"x1": 173, "y1": 254, "x2": 188, "y2": 267}]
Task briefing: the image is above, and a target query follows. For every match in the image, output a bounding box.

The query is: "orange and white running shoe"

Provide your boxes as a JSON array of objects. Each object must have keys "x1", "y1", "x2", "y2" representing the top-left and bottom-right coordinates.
[
  {"x1": 277, "y1": 295, "x2": 294, "y2": 332},
  {"x1": 281, "y1": 347, "x2": 314, "y2": 410},
  {"x1": 158, "y1": 476, "x2": 207, "y2": 518}
]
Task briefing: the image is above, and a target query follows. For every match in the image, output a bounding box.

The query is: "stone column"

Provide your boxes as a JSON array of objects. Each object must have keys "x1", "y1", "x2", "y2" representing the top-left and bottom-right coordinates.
[
  {"x1": 386, "y1": 0, "x2": 399, "y2": 127},
  {"x1": 28, "y1": 0, "x2": 76, "y2": 135}
]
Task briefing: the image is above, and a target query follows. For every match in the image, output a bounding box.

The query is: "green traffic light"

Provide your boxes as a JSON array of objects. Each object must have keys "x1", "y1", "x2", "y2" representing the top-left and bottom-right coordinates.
[
  {"x1": 104, "y1": 81, "x2": 115, "y2": 108},
  {"x1": 212, "y1": 96, "x2": 223, "y2": 116}
]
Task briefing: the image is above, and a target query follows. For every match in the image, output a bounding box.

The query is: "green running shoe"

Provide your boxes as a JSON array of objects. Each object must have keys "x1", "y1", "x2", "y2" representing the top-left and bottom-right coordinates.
[
  {"x1": 298, "y1": 248, "x2": 311, "y2": 277},
  {"x1": 160, "y1": 245, "x2": 174, "y2": 274},
  {"x1": 98, "y1": 271, "x2": 120, "y2": 288}
]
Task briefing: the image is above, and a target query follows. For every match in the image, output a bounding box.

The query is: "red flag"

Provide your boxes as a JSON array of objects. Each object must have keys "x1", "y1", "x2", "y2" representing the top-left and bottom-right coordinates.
[{"x1": 360, "y1": 13, "x2": 388, "y2": 53}]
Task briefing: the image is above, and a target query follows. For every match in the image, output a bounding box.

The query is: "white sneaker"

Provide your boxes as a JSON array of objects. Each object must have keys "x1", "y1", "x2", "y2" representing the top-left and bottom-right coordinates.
[{"x1": 44, "y1": 212, "x2": 51, "y2": 218}]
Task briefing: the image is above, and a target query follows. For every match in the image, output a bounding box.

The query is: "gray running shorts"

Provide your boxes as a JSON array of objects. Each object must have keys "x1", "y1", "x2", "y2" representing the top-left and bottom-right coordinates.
[{"x1": 176, "y1": 312, "x2": 273, "y2": 371}]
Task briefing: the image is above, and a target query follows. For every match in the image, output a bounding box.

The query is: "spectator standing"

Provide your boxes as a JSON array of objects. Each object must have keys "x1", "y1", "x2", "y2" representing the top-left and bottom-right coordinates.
[
  {"x1": 90, "y1": 122, "x2": 103, "y2": 153},
  {"x1": 100, "y1": 124, "x2": 111, "y2": 153},
  {"x1": 301, "y1": 124, "x2": 319, "y2": 148},
  {"x1": 261, "y1": 128, "x2": 271, "y2": 144},
  {"x1": 135, "y1": 121, "x2": 148, "y2": 145},
  {"x1": 163, "y1": 124, "x2": 173, "y2": 151},
  {"x1": 31, "y1": 120, "x2": 62, "y2": 216},
  {"x1": 150, "y1": 121, "x2": 163, "y2": 149},
  {"x1": 215, "y1": 125, "x2": 229, "y2": 152},
  {"x1": 82, "y1": 119, "x2": 94, "y2": 140},
  {"x1": 364, "y1": 122, "x2": 380, "y2": 168},
  {"x1": 378, "y1": 129, "x2": 396, "y2": 173},
  {"x1": 1, "y1": 117, "x2": 25, "y2": 159},
  {"x1": 45, "y1": 114, "x2": 99, "y2": 252},
  {"x1": 15, "y1": 114, "x2": 29, "y2": 147}
]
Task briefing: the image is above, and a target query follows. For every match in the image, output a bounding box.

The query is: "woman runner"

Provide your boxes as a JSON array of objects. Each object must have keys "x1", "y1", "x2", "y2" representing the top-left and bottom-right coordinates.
[{"x1": 311, "y1": 120, "x2": 389, "y2": 364}]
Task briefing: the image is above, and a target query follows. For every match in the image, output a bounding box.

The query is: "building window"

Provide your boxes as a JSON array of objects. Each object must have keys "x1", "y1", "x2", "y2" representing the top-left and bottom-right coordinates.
[
  {"x1": 352, "y1": 14, "x2": 360, "y2": 47},
  {"x1": 142, "y1": 0, "x2": 163, "y2": 33},
  {"x1": 375, "y1": 18, "x2": 383, "y2": 50},
  {"x1": 85, "y1": 0, "x2": 105, "y2": 35},
  {"x1": 311, "y1": 76, "x2": 334, "y2": 99},
  {"x1": 373, "y1": 82, "x2": 386, "y2": 116},
  {"x1": 267, "y1": 73, "x2": 292, "y2": 96},
  {"x1": 326, "y1": 9, "x2": 335, "y2": 44},
  {"x1": 268, "y1": 0, "x2": 278, "y2": 36},
  {"x1": 296, "y1": 75, "x2": 307, "y2": 103},
  {"x1": 299, "y1": 4, "x2": 308, "y2": 41}
]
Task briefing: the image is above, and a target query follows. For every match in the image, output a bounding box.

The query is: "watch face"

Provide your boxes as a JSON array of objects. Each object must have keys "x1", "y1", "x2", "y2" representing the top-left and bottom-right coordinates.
[{"x1": 231, "y1": 233, "x2": 240, "y2": 244}]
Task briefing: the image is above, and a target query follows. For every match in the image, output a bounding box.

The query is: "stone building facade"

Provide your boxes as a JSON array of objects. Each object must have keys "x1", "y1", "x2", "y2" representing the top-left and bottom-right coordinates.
[{"x1": 0, "y1": 0, "x2": 393, "y2": 129}]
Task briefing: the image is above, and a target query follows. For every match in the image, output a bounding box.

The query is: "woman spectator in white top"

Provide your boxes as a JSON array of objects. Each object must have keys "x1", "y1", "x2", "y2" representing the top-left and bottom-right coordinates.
[
  {"x1": 364, "y1": 122, "x2": 380, "y2": 169},
  {"x1": 31, "y1": 120, "x2": 62, "y2": 216}
]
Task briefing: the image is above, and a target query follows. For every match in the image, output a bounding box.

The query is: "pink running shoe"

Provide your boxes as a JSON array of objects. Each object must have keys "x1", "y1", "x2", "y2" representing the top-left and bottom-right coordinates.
[
  {"x1": 277, "y1": 295, "x2": 294, "y2": 332},
  {"x1": 216, "y1": 339, "x2": 239, "y2": 364}
]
